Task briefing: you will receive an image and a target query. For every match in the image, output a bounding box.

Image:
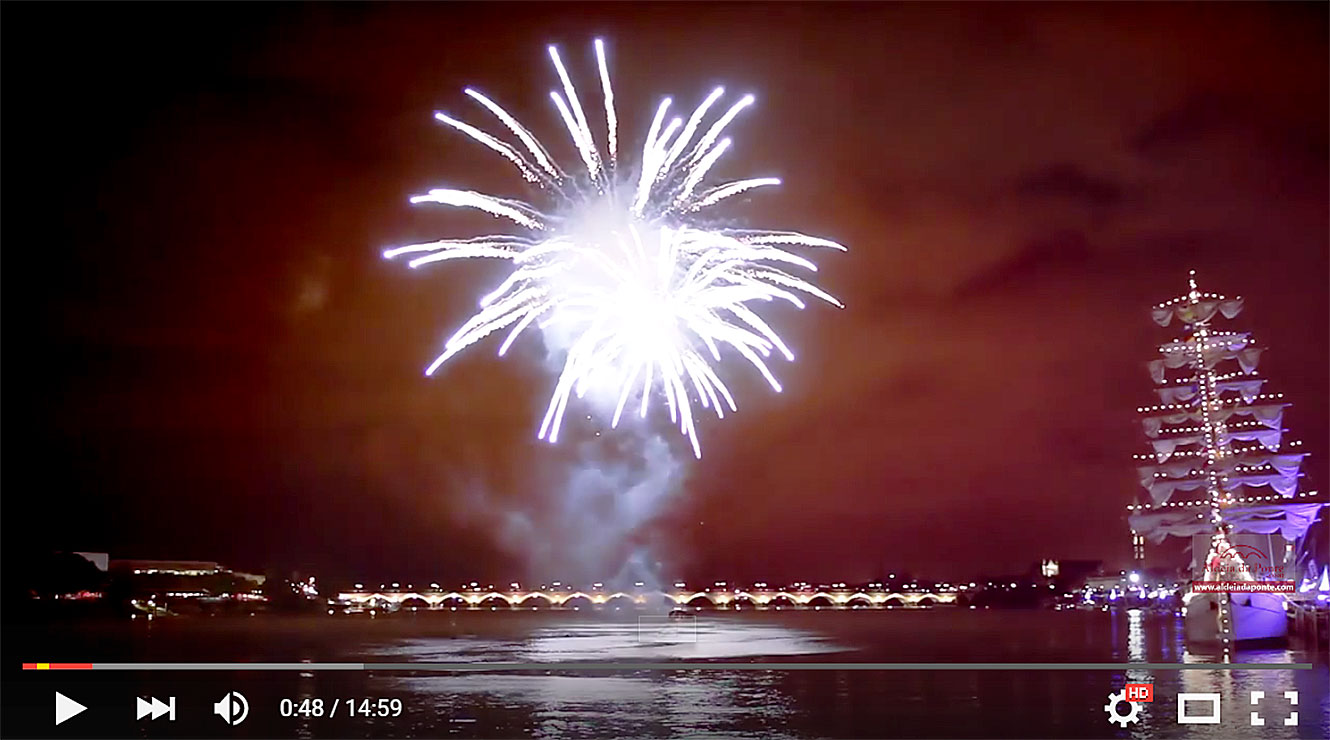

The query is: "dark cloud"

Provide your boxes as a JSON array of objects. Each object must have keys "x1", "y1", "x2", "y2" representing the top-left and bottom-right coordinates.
[
  {"x1": 1130, "y1": 92, "x2": 1240, "y2": 158},
  {"x1": 1015, "y1": 163, "x2": 1124, "y2": 208},
  {"x1": 955, "y1": 230, "x2": 1094, "y2": 298}
]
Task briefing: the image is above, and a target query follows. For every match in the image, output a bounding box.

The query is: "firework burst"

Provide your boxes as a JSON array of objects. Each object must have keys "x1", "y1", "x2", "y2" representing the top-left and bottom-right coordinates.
[{"x1": 384, "y1": 40, "x2": 844, "y2": 458}]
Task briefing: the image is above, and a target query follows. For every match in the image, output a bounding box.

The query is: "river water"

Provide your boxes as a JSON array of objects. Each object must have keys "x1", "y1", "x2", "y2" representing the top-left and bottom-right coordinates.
[{"x1": 5, "y1": 608, "x2": 1327, "y2": 738}]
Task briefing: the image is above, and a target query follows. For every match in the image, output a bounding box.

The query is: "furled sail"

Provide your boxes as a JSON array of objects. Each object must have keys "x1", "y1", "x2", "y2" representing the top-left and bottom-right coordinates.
[
  {"x1": 1130, "y1": 504, "x2": 1326, "y2": 544},
  {"x1": 1154, "y1": 378, "x2": 1265, "y2": 405},
  {"x1": 1150, "y1": 297, "x2": 1243, "y2": 327},
  {"x1": 1147, "y1": 346, "x2": 1262, "y2": 377}
]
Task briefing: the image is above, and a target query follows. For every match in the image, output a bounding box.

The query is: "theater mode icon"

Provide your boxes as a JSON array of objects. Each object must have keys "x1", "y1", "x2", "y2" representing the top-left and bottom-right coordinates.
[
  {"x1": 1177, "y1": 692, "x2": 1221, "y2": 724},
  {"x1": 136, "y1": 696, "x2": 176, "y2": 721},
  {"x1": 214, "y1": 691, "x2": 249, "y2": 726}
]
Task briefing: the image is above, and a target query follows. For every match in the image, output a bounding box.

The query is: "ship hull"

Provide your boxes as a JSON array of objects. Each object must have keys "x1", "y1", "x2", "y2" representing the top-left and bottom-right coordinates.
[{"x1": 1184, "y1": 591, "x2": 1288, "y2": 645}]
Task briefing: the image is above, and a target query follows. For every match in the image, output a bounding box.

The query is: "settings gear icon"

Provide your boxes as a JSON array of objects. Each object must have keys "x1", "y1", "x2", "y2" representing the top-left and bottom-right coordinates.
[{"x1": 1104, "y1": 689, "x2": 1143, "y2": 727}]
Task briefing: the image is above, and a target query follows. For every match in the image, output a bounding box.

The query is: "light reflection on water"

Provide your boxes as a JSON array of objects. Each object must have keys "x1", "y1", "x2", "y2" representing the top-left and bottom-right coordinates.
[
  {"x1": 391, "y1": 673, "x2": 798, "y2": 739},
  {"x1": 374, "y1": 620, "x2": 841, "y2": 662},
  {"x1": 358, "y1": 612, "x2": 1327, "y2": 738},
  {"x1": 377, "y1": 620, "x2": 828, "y2": 738}
]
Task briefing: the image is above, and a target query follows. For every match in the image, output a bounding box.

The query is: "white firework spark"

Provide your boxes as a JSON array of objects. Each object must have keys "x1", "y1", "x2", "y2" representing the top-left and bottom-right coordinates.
[{"x1": 384, "y1": 40, "x2": 844, "y2": 458}]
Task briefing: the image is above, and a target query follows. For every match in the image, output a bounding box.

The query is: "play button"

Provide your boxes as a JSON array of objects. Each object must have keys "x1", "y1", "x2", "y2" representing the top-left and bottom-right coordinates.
[{"x1": 55, "y1": 692, "x2": 87, "y2": 725}]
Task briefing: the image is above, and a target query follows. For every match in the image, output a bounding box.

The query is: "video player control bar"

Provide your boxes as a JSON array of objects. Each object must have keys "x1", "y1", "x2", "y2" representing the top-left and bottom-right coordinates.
[{"x1": 22, "y1": 661, "x2": 1315, "y2": 671}]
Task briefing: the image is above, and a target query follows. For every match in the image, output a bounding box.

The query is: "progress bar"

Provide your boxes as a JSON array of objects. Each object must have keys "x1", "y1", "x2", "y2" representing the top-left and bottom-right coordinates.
[{"x1": 23, "y1": 662, "x2": 1314, "y2": 671}]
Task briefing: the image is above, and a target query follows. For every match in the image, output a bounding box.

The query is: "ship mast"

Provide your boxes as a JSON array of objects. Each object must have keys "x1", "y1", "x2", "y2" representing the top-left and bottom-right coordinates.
[
  {"x1": 1183, "y1": 270, "x2": 1237, "y2": 658},
  {"x1": 1186, "y1": 270, "x2": 1231, "y2": 536}
]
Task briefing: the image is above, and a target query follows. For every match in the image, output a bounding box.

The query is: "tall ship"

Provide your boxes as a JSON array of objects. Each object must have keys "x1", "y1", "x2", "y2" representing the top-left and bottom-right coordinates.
[{"x1": 1127, "y1": 272, "x2": 1326, "y2": 648}]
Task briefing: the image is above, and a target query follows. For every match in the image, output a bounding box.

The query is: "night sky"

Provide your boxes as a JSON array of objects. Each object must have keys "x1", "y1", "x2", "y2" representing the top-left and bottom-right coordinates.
[{"x1": 5, "y1": 3, "x2": 1326, "y2": 585}]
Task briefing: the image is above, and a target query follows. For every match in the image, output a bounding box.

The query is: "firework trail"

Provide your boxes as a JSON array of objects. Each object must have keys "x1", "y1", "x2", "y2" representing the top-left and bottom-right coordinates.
[{"x1": 385, "y1": 40, "x2": 844, "y2": 458}]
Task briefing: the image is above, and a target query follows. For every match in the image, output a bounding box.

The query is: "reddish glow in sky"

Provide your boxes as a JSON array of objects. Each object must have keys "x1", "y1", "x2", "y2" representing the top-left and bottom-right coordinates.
[{"x1": 6, "y1": 3, "x2": 1326, "y2": 582}]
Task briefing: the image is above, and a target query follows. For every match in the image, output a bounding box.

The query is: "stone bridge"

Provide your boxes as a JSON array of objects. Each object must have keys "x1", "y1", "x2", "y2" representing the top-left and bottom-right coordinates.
[{"x1": 336, "y1": 587, "x2": 958, "y2": 610}]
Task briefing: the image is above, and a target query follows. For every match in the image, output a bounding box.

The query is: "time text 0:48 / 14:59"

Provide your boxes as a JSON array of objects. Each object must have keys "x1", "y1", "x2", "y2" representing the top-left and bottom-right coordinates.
[{"x1": 279, "y1": 698, "x2": 404, "y2": 718}]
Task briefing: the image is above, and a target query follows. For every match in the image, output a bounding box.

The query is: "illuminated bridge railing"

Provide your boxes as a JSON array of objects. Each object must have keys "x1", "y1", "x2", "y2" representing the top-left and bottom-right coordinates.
[{"x1": 334, "y1": 589, "x2": 958, "y2": 610}]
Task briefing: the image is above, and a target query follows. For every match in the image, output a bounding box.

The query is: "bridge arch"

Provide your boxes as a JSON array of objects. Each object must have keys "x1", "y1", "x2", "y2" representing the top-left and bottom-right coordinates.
[
  {"x1": 437, "y1": 593, "x2": 469, "y2": 608},
  {"x1": 561, "y1": 593, "x2": 595, "y2": 610},
  {"x1": 400, "y1": 596, "x2": 431, "y2": 610},
  {"x1": 685, "y1": 593, "x2": 717, "y2": 609},
  {"x1": 731, "y1": 592, "x2": 758, "y2": 608}
]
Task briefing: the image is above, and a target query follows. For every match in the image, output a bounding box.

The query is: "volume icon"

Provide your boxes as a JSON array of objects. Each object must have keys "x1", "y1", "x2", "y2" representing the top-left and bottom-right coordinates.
[
  {"x1": 214, "y1": 691, "x2": 249, "y2": 725},
  {"x1": 136, "y1": 696, "x2": 176, "y2": 721}
]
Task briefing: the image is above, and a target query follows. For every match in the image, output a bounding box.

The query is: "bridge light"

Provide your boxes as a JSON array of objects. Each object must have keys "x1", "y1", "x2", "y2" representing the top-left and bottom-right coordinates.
[
  {"x1": 354, "y1": 584, "x2": 363, "y2": 589},
  {"x1": 430, "y1": 583, "x2": 440, "y2": 589},
  {"x1": 511, "y1": 582, "x2": 520, "y2": 589},
  {"x1": 392, "y1": 583, "x2": 400, "y2": 588}
]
